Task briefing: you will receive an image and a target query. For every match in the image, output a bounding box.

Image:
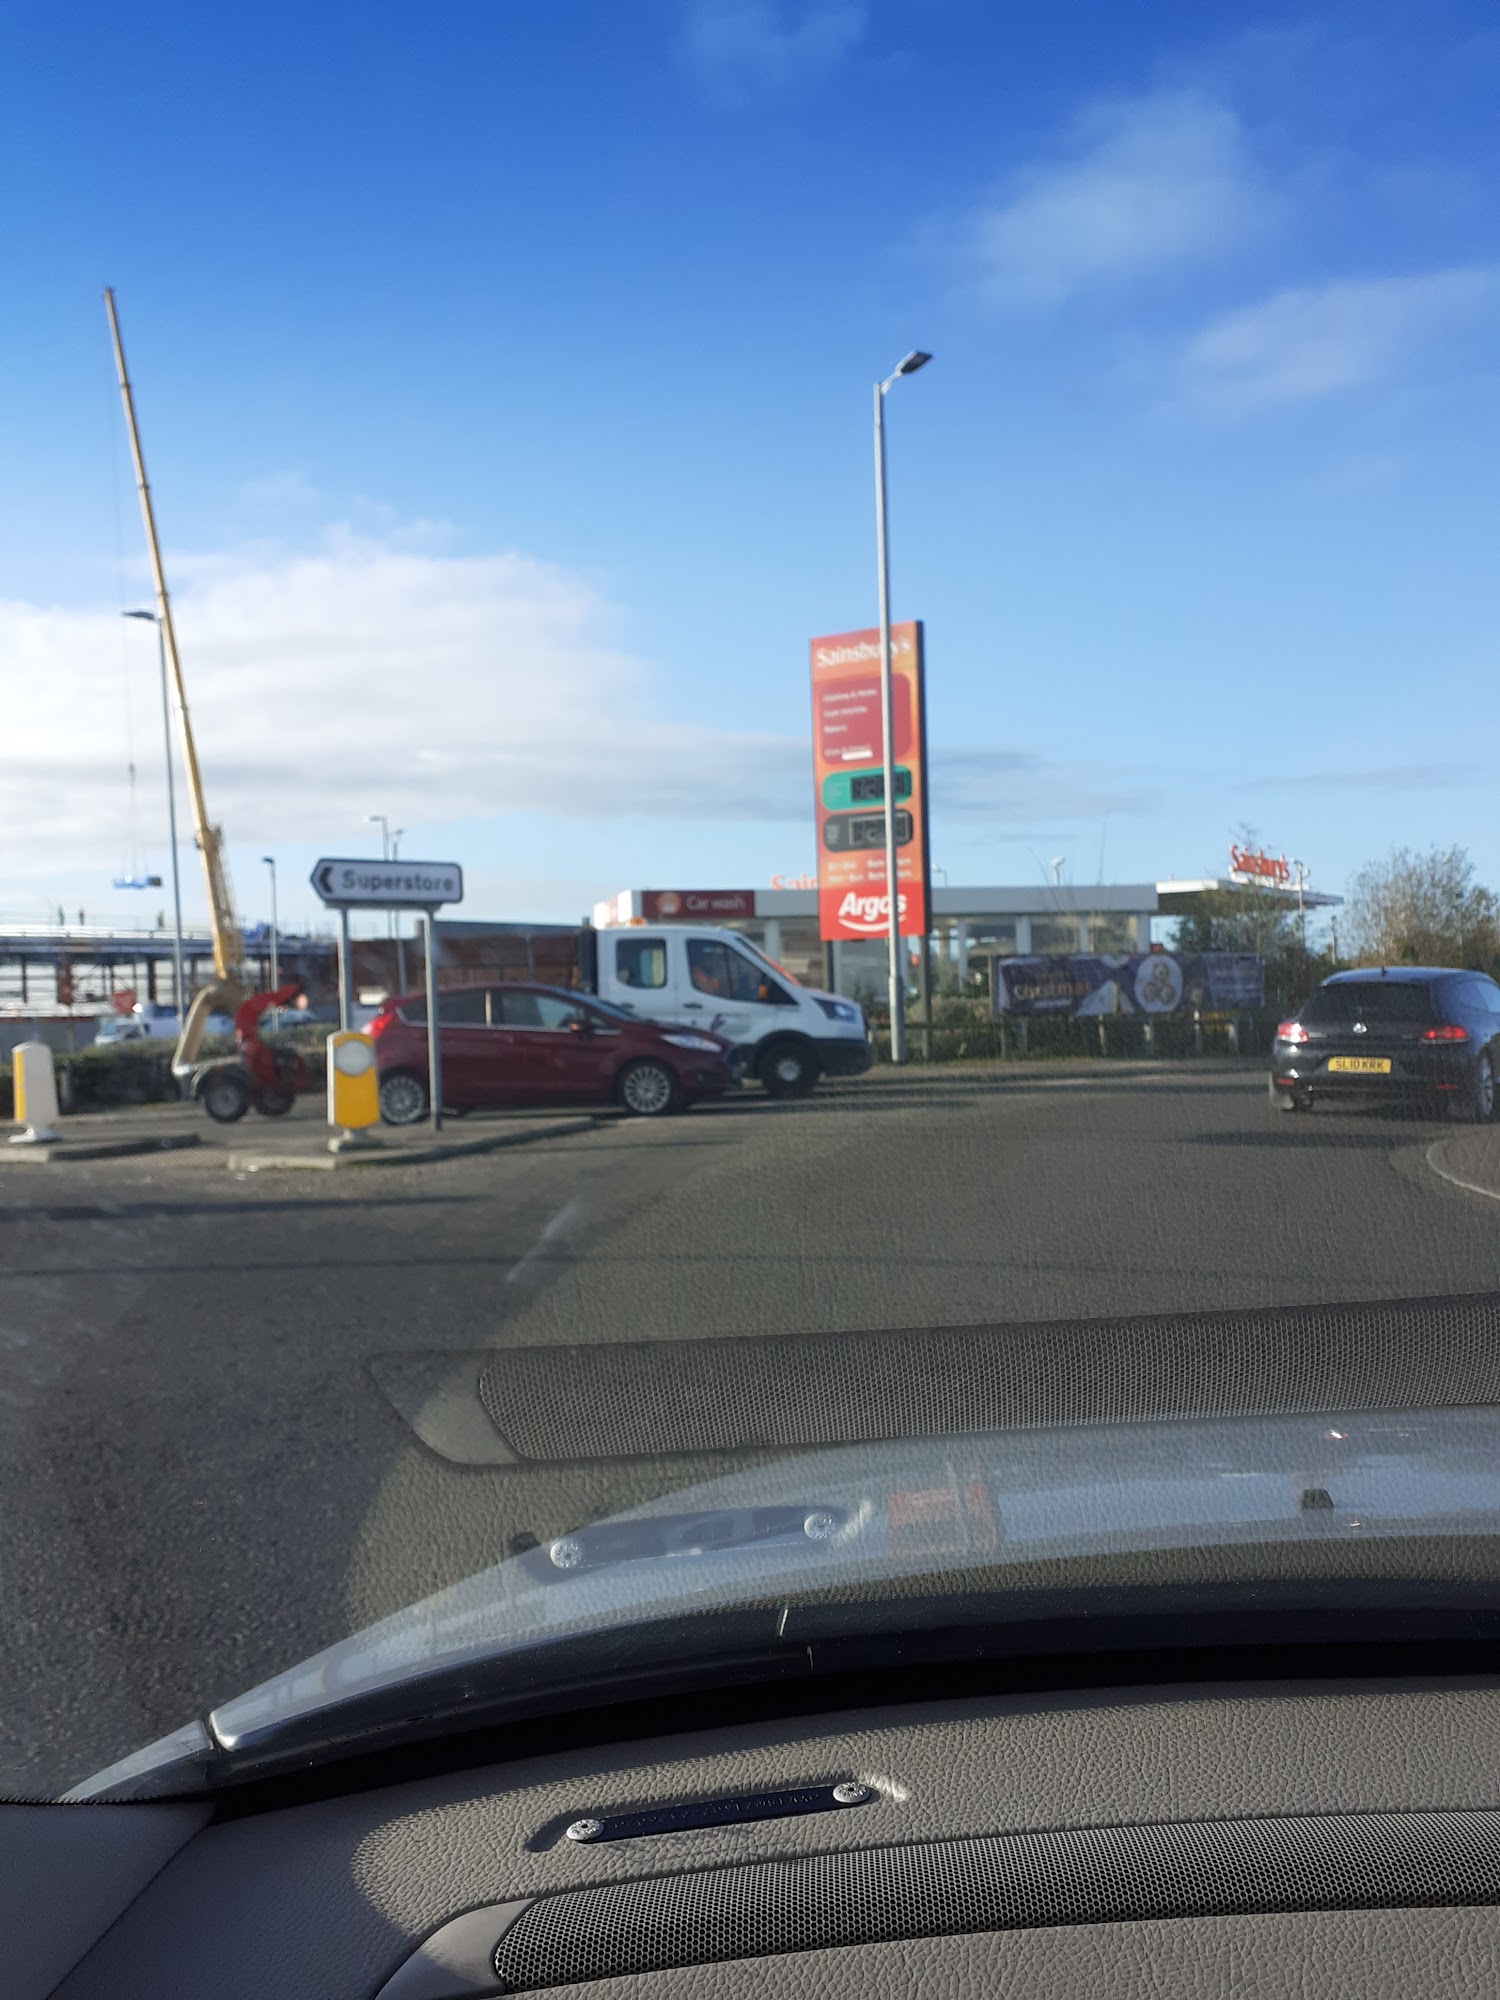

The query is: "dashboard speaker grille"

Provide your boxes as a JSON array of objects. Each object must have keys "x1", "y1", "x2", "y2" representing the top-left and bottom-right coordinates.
[
  {"x1": 477, "y1": 1292, "x2": 1500, "y2": 1463},
  {"x1": 491, "y1": 1808, "x2": 1500, "y2": 1991}
]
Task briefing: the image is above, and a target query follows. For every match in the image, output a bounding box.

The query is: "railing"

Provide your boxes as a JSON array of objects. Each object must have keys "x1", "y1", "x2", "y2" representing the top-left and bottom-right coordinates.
[{"x1": 866, "y1": 1005, "x2": 1278, "y2": 1065}]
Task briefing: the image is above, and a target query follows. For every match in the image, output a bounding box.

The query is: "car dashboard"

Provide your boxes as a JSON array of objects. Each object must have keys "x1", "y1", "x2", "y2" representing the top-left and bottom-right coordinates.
[{"x1": 12, "y1": 1674, "x2": 1500, "y2": 1998}]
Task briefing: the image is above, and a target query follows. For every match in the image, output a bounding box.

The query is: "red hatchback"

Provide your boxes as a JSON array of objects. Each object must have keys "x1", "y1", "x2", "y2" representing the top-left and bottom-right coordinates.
[{"x1": 366, "y1": 983, "x2": 734, "y2": 1123}]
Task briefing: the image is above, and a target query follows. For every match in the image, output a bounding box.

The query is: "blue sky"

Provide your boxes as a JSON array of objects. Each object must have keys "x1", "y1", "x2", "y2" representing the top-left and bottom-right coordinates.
[{"x1": 3, "y1": 0, "x2": 1498, "y2": 935}]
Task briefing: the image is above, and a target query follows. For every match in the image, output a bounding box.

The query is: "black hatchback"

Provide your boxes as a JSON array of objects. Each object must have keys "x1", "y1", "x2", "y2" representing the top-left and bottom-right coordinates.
[{"x1": 1270, "y1": 968, "x2": 1500, "y2": 1120}]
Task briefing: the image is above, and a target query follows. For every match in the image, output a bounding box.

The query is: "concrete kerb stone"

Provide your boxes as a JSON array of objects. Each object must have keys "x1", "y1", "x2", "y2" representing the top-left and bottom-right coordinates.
[
  {"x1": 224, "y1": 1115, "x2": 599, "y2": 1172},
  {"x1": 1, "y1": 1133, "x2": 204, "y2": 1165}
]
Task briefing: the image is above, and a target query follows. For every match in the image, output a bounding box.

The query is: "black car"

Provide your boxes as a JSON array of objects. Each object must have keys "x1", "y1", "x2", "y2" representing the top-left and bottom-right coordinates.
[{"x1": 1270, "y1": 966, "x2": 1500, "y2": 1120}]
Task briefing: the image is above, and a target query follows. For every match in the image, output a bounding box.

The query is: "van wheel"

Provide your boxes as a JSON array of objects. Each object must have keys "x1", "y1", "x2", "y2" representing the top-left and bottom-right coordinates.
[
  {"x1": 201, "y1": 1068, "x2": 251, "y2": 1123},
  {"x1": 617, "y1": 1059, "x2": 679, "y2": 1117},
  {"x1": 759, "y1": 1042, "x2": 819, "y2": 1098},
  {"x1": 379, "y1": 1070, "x2": 429, "y2": 1126}
]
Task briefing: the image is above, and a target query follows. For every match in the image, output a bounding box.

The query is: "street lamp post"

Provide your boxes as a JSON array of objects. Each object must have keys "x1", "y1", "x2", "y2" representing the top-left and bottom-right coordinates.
[
  {"x1": 391, "y1": 829, "x2": 408, "y2": 990},
  {"x1": 123, "y1": 609, "x2": 186, "y2": 1019},
  {"x1": 261, "y1": 855, "x2": 278, "y2": 988},
  {"x1": 367, "y1": 812, "x2": 402, "y2": 992},
  {"x1": 874, "y1": 349, "x2": 931, "y2": 1066}
]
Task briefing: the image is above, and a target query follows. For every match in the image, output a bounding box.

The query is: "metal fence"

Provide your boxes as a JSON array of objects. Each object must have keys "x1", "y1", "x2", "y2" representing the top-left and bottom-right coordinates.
[{"x1": 868, "y1": 1004, "x2": 1278, "y2": 1065}]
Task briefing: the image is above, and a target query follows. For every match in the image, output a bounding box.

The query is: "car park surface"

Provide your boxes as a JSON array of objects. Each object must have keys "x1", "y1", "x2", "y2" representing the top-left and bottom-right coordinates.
[{"x1": 8, "y1": 1060, "x2": 1500, "y2": 1797}]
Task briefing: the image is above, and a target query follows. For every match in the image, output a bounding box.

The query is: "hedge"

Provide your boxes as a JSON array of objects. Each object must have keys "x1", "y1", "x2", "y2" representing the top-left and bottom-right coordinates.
[{"x1": 4, "y1": 1025, "x2": 337, "y2": 1117}]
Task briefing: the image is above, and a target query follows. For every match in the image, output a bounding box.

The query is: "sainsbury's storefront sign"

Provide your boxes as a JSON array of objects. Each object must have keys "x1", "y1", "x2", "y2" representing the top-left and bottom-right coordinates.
[{"x1": 1229, "y1": 845, "x2": 1291, "y2": 887}]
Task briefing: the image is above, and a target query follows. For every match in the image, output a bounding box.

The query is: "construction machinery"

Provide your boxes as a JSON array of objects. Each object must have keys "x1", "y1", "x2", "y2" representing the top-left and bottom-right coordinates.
[{"x1": 105, "y1": 288, "x2": 311, "y2": 1122}]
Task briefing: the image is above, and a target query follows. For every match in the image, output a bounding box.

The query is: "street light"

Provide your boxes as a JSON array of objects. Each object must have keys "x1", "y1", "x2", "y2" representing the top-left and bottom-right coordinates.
[
  {"x1": 123, "y1": 609, "x2": 186, "y2": 1019},
  {"x1": 873, "y1": 348, "x2": 932, "y2": 1065},
  {"x1": 261, "y1": 856, "x2": 279, "y2": 989},
  {"x1": 391, "y1": 829, "x2": 407, "y2": 989},
  {"x1": 367, "y1": 813, "x2": 407, "y2": 990}
]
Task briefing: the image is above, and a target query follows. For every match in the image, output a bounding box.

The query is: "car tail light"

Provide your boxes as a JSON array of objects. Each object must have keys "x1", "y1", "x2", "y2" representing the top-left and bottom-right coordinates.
[
  {"x1": 1276, "y1": 1019, "x2": 1309, "y2": 1044},
  {"x1": 1422, "y1": 1023, "x2": 1469, "y2": 1042},
  {"x1": 366, "y1": 1010, "x2": 394, "y2": 1039}
]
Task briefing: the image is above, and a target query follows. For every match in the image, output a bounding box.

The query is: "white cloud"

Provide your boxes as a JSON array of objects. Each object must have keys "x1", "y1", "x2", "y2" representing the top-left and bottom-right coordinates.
[
  {"x1": 0, "y1": 529, "x2": 1141, "y2": 911},
  {"x1": 0, "y1": 532, "x2": 805, "y2": 889},
  {"x1": 681, "y1": 1, "x2": 865, "y2": 97},
  {"x1": 1182, "y1": 266, "x2": 1500, "y2": 415},
  {"x1": 970, "y1": 90, "x2": 1274, "y2": 307}
]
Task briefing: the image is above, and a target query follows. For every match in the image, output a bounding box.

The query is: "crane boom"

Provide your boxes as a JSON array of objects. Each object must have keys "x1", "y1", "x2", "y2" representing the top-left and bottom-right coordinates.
[{"x1": 104, "y1": 288, "x2": 243, "y2": 991}]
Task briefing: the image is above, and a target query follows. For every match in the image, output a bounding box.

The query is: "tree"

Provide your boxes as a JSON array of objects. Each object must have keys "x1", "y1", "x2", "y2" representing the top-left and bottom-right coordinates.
[
  {"x1": 1343, "y1": 846, "x2": 1500, "y2": 970},
  {"x1": 1171, "y1": 886, "x2": 1299, "y2": 959}
]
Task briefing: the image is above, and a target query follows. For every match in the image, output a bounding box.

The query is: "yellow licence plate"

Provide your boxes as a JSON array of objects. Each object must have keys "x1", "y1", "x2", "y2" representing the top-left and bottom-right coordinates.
[{"x1": 1327, "y1": 1056, "x2": 1393, "y2": 1075}]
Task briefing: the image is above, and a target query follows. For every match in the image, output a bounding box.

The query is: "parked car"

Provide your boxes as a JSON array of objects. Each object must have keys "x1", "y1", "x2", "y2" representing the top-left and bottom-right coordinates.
[
  {"x1": 92, "y1": 1014, "x2": 156, "y2": 1046},
  {"x1": 1270, "y1": 967, "x2": 1500, "y2": 1120},
  {"x1": 92, "y1": 1003, "x2": 234, "y2": 1047},
  {"x1": 366, "y1": 982, "x2": 734, "y2": 1122}
]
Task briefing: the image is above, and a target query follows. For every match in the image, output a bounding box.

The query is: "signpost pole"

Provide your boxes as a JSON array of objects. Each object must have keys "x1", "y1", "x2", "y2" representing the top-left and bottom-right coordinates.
[
  {"x1": 423, "y1": 910, "x2": 443, "y2": 1134},
  {"x1": 338, "y1": 908, "x2": 352, "y2": 1031}
]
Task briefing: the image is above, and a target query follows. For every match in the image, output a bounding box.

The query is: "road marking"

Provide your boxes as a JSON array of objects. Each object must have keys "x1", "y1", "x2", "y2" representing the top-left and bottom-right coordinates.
[{"x1": 1423, "y1": 1140, "x2": 1500, "y2": 1204}]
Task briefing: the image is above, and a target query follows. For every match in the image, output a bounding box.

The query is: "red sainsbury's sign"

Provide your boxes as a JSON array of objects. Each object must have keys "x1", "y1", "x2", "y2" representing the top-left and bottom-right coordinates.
[{"x1": 1229, "y1": 845, "x2": 1291, "y2": 886}]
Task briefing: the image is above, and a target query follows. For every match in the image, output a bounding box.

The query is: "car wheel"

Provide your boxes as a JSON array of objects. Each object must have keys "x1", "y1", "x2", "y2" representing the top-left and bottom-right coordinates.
[
  {"x1": 1450, "y1": 1051, "x2": 1495, "y2": 1124},
  {"x1": 201, "y1": 1068, "x2": 251, "y2": 1124},
  {"x1": 617, "y1": 1058, "x2": 679, "y2": 1117},
  {"x1": 1268, "y1": 1076, "x2": 1308, "y2": 1114},
  {"x1": 379, "y1": 1070, "x2": 430, "y2": 1126},
  {"x1": 758, "y1": 1042, "x2": 819, "y2": 1098}
]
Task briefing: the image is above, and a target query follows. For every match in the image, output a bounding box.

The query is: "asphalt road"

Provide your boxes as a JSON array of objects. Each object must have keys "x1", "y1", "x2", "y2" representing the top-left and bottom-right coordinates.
[{"x1": 3, "y1": 1061, "x2": 1499, "y2": 1798}]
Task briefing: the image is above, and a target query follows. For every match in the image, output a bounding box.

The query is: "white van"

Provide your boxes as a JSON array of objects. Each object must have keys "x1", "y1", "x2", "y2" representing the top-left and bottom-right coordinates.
[{"x1": 589, "y1": 926, "x2": 870, "y2": 1096}]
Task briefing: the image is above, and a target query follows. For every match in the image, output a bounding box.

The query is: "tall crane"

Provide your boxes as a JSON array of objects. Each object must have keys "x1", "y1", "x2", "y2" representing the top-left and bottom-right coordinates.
[{"x1": 105, "y1": 289, "x2": 307, "y2": 1117}]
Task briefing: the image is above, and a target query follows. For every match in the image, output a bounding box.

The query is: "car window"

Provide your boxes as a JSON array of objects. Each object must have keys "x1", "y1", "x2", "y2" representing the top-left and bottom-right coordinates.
[
  {"x1": 23, "y1": 0, "x2": 1500, "y2": 1843},
  {"x1": 1302, "y1": 982, "x2": 1437, "y2": 1026},
  {"x1": 724, "y1": 947, "x2": 794, "y2": 1007},
  {"x1": 498, "y1": 990, "x2": 584, "y2": 1031},
  {"x1": 533, "y1": 994, "x2": 585, "y2": 1031},
  {"x1": 396, "y1": 989, "x2": 487, "y2": 1026},
  {"x1": 494, "y1": 988, "x2": 542, "y2": 1027},
  {"x1": 615, "y1": 936, "x2": 667, "y2": 989},
  {"x1": 687, "y1": 938, "x2": 793, "y2": 1006},
  {"x1": 687, "y1": 939, "x2": 735, "y2": 996}
]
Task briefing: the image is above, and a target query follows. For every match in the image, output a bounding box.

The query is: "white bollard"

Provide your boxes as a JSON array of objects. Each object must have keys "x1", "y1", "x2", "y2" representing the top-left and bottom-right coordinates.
[{"x1": 10, "y1": 1041, "x2": 62, "y2": 1144}]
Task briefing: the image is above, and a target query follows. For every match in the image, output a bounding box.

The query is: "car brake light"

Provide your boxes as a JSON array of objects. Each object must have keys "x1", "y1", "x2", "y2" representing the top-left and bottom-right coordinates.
[
  {"x1": 1276, "y1": 1020, "x2": 1309, "y2": 1044},
  {"x1": 367, "y1": 1011, "x2": 393, "y2": 1038},
  {"x1": 1422, "y1": 1023, "x2": 1469, "y2": 1041}
]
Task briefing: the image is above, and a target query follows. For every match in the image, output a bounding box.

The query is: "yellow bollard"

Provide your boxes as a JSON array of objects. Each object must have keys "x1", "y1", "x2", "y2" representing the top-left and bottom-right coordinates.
[
  {"x1": 326, "y1": 1031, "x2": 382, "y2": 1152},
  {"x1": 10, "y1": 1041, "x2": 62, "y2": 1144}
]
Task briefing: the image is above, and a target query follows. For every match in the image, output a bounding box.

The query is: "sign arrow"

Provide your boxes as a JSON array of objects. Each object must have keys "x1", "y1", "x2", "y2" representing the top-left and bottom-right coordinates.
[{"x1": 308, "y1": 858, "x2": 464, "y2": 910}]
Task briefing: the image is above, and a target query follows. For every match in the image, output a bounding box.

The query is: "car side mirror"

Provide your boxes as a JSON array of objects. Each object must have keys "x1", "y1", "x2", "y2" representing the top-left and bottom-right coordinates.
[{"x1": 568, "y1": 1016, "x2": 591, "y2": 1036}]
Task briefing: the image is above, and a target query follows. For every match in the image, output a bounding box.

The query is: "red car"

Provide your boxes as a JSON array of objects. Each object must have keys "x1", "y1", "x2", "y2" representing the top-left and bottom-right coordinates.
[{"x1": 366, "y1": 982, "x2": 734, "y2": 1122}]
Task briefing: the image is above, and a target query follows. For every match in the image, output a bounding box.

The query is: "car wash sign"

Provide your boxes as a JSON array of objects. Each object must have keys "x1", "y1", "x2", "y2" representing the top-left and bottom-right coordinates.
[
  {"x1": 992, "y1": 952, "x2": 1264, "y2": 1018},
  {"x1": 809, "y1": 622, "x2": 931, "y2": 942}
]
